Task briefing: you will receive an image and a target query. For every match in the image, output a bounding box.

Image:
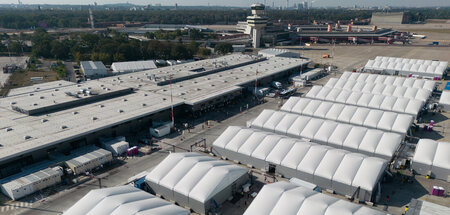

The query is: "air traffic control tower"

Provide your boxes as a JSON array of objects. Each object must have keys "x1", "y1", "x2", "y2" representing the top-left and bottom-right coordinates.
[{"x1": 247, "y1": 3, "x2": 268, "y2": 48}]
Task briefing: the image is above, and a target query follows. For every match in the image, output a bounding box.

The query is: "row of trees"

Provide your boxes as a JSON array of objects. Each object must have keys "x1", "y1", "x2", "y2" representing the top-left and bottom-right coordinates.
[
  {"x1": 0, "y1": 8, "x2": 449, "y2": 29},
  {"x1": 28, "y1": 28, "x2": 217, "y2": 64}
]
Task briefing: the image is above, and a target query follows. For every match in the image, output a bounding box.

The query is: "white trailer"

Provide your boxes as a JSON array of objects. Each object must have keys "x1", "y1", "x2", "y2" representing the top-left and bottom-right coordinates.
[
  {"x1": 150, "y1": 122, "x2": 172, "y2": 138},
  {"x1": 0, "y1": 167, "x2": 63, "y2": 200}
]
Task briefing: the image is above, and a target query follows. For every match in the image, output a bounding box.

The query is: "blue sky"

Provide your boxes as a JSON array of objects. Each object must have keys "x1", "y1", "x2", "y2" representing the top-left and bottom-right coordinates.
[{"x1": 3, "y1": 0, "x2": 450, "y2": 7}]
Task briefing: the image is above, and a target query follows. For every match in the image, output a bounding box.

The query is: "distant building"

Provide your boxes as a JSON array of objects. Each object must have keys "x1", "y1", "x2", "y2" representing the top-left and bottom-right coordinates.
[
  {"x1": 232, "y1": 44, "x2": 246, "y2": 52},
  {"x1": 258, "y1": 48, "x2": 299, "y2": 58},
  {"x1": 247, "y1": 3, "x2": 268, "y2": 48},
  {"x1": 80, "y1": 61, "x2": 108, "y2": 78},
  {"x1": 371, "y1": 12, "x2": 409, "y2": 25}
]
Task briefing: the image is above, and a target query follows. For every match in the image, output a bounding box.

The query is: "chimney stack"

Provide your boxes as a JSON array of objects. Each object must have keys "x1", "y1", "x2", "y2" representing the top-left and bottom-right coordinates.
[
  {"x1": 372, "y1": 25, "x2": 377, "y2": 31},
  {"x1": 327, "y1": 24, "x2": 332, "y2": 32},
  {"x1": 347, "y1": 24, "x2": 352, "y2": 32}
]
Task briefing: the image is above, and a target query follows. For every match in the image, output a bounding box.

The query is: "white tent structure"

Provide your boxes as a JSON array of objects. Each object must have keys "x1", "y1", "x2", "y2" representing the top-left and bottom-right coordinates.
[
  {"x1": 1, "y1": 167, "x2": 63, "y2": 200},
  {"x1": 439, "y1": 91, "x2": 450, "y2": 112},
  {"x1": 324, "y1": 78, "x2": 431, "y2": 102},
  {"x1": 250, "y1": 109, "x2": 402, "y2": 160},
  {"x1": 63, "y1": 185, "x2": 189, "y2": 215},
  {"x1": 111, "y1": 60, "x2": 157, "y2": 74},
  {"x1": 145, "y1": 152, "x2": 249, "y2": 215},
  {"x1": 412, "y1": 139, "x2": 450, "y2": 181},
  {"x1": 364, "y1": 57, "x2": 448, "y2": 79},
  {"x1": 305, "y1": 86, "x2": 424, "y2": 118},
  {"x1": 339, "y1": 71, "x2": 436, "y2": 92},
  {"x1": 212, "y1": 126, "x2": 388, "y2": 202},
  {"x1": 80, "y1": 61, "x2": 108, "y2": 78},
  {"x1": 244, "y1": 181, "x2": 388, "y2": 215},
  {"x1": 281, "y1": 97, "x2": 413, "y2": 136}
]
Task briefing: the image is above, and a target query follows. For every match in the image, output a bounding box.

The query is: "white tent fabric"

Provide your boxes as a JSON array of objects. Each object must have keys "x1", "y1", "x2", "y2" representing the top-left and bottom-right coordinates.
[
  {"x1": 281, "y1": 97, "x2": 413, "y2": 136},
  {"x1": 212, "y1": 126, "x2": 387, "y2": 201},
  {"x1": 145, "y1": 152, "x2": 248, "y2": 214},
  {"x1": 324, "y1": 78, "x2": 431, "y2": 102},
  {"x1": 63, "y1": 185, "x2": 189, "y2": 215},
  {"x1": 412, "y1": 139, "x2": 450, "y2": 181},
  {"x1": 363, "y1": 57, "x2": 448, "y2": 78},
  {"x1": 305, "y1": 86, "x2": 424, "y2": 118},
  {"x1": 251, "y1": 109, "x2": 402, "y2": 160},
  {"x1": 439, "y1": 91, "x2": 450, "y2": 112},
  {"x1": 338, "y1": 71, "x2": 436, "y2": 92},
  {"x1": 111, "y1": 60, "x2": 157, "y2": 74},
  {"x1": 243, "y1": 181, "x2": 388, "y2": 215}
]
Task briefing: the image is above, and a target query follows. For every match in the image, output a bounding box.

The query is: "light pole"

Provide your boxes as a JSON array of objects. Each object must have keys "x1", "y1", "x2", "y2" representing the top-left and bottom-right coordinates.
[{"x1": 169, "y1": 74, "x2": 175, "y2": 130}]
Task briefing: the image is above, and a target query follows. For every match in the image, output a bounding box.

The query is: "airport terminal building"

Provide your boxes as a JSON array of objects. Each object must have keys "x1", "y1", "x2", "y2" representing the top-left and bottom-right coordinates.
[{"x1": 0, "y1": 53, "x2": 309, "y2": 178}]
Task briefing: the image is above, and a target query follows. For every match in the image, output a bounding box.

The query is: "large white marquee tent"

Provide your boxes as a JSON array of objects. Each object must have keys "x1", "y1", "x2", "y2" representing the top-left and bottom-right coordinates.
[
  {"x1": 305, "y1": 86, "x2": 424, "y2": 117},
  {"x1": 244, "y1": 181, "x2": 388, "y2": 215},
  {"x1": 212, "y1": 126, "x2": 388, "y2": 202},
  {"x1": 364, "y1": 56, "x2": 448, "y2": 78},
  {"x1": 250, "y1": 109, "x2": 402, "y2": 160},
  {"x1": 324, "y1": 78, "x2": 431, "y2": 102},
  {"x1": 412, "y1": 139, "x2": 450, "y2": 181},
  {"x1": 281, "y1": 97, "x2": 413, "y2": 136},
  {"x1": 339, "y1": 71, "x2": 436, "y2": 92},
  {"x1": 145, "y1": 152, "x2": 249, "y2": 214},
  {"x1": 63, "y1": 185, "x2": 189, "y2": 215}
]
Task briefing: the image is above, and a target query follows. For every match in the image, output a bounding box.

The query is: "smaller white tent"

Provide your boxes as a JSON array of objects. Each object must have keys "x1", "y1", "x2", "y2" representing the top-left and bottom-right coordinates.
[
  {"x1": 145, "y1": 152, "x2": 248, "y2": 214},
  {"x1": 412, "y1": 139, "x2": 450, "y2": 181},
  {"x1": 305, "y1": 86, "x2": 424, "y2": 118},
  {"x1": 325, "y1": 77, "x2": 432, "y2": 102},
  {"x1": 244, "y1": 181, "x2": 388, "y2": 215},
  {"x1": 281, "y1": 97, "x2": 413, "y2": 136},
  {"x1": 439, "y1": 91, "x2": 450, "y2": 112},
  {"x1": 111, "y1": 60, "x2": 157, "y2": 74},
  {"x1": 363, "y1": 57, "x2": 448, "y2": 78},
  {"x1": 63, "y1": 185, "x2": 189, "y2": 215},
  {"x1": 251, "y1": 109, "x2": 402, "y2": 160},
  {"x1": 80, "y1": 61, "x2": 108, "y2": 77}
]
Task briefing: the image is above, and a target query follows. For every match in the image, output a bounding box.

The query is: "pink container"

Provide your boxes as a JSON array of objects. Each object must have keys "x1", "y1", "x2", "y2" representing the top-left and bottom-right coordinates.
[
  {"x1": 432, "y1": 186, "x2": 439, "y2": 196},
  {"x1": 438, "y1": 187, "x2": 445, "y2": 196}
]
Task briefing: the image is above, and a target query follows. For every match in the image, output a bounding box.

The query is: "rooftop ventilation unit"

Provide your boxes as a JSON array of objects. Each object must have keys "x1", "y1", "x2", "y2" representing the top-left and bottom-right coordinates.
[
  {"x1": 61, "y1": 125, "x2": 68, "y2": 129},
  {"x1": 118, "y1": 109, "x2": 124, "y2": 113},
  {"x1": 92, "y1": 117, "x2": 98, "y2": 120},
  {"x1": 73, "y1": 111, "x2": 78, "y2": 115},
  {"x1": 24, "y1": 135, "x2": 31, "y2": 140},
  {"x1": 5, "y1": 128, "x2": 12, "y2": 132},
  {"x1": 41, "y1": 119, "x2": 48, "y2": 123}
]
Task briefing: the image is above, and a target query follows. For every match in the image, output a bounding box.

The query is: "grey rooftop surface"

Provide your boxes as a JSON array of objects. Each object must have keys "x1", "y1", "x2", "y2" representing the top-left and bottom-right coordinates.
[{"x1": 0, "y1": 54, "x2": 309, "y2": 164}]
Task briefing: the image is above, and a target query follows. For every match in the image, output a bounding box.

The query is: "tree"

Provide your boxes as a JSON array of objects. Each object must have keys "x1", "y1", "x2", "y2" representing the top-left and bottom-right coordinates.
[
  {"x1": 144, "y1": 32, "x2": 155, "y2": 39},
  {"x1": 51, "y1": 40, "x2": 69, "y2": 59},
  {"x1": 113, "y1": 53, "x2": 126, "y2": 62},
  {"x1": 8, "y1": 40, "x2": 22, "y2": 55},
  {"x1": 31, "y1": 28, "x2": 53, "y2": 58},
  {"x1": 91, "y1": 52, "x2": 112, "y2": 65},
  {"x1": 189, "y1": 29, "x2": 203, "y2": 40},
  {"x1": 198, "y1": 47, "x2": 211, "y2": 58},
  {"x1": 214, "y1": 43, "x2": 233, "y2": 55}
]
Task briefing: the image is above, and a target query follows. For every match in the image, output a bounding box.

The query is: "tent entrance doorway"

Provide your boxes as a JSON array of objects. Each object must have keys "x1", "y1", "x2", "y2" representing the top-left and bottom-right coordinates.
[{"x1": 268, "y1": 164, "x2": 276, "y2": 174}]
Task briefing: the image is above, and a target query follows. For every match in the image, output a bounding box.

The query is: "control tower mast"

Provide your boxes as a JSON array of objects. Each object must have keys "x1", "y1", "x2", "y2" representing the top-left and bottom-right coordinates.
[{"x1": 247, "y1": 3, "x2": 268, "y2": 48}]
